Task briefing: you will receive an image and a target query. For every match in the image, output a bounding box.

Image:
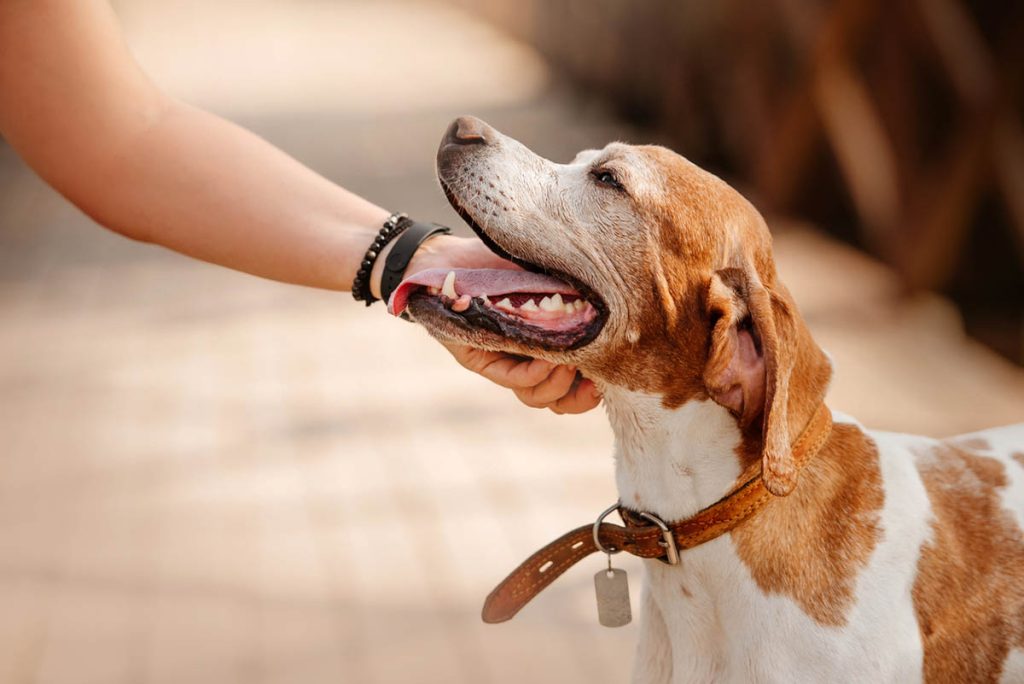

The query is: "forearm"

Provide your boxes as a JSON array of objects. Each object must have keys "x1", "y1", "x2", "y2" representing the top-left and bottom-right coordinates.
[
  {"x1": 0, "y1": 0, "x2": 387, "y2": 291},
  {"x1": 81, "y1": 100, "x2": 389, "y2": 290}
]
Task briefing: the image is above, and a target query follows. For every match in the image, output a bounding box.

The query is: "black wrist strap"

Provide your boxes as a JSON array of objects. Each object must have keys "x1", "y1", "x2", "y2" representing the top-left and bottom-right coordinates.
[
  {"x1": 351, "y1": 212, "x2": 412, "y2": 306},
  {"x1": 379, "y1": 221, "x2": 452, "y2": 306}
]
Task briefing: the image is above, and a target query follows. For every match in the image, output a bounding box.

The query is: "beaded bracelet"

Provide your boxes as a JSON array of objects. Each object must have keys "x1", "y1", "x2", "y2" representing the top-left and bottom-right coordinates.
[{"x1": 351, "y1": 212, "x2": 412, "y2": 306}]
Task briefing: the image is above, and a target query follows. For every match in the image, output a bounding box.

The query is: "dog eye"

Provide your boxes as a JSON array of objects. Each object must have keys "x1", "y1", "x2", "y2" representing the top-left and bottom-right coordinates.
[{"x1": 591, "y1": 169, "x2": 624, "y2": 191}]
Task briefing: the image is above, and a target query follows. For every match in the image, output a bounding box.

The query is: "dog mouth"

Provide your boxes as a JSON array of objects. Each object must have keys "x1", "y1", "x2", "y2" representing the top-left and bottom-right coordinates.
[{"x1": 387, "y1": 180, "x2": 608, "y2": 351}]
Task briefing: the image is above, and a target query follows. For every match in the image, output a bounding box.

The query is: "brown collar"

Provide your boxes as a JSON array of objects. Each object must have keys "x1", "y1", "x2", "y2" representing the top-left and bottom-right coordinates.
[{"x1": 481, "y1": 404, "x2": 833, "y2": 623}]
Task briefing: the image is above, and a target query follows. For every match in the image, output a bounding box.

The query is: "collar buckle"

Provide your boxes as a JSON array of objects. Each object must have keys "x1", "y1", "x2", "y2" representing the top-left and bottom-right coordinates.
[{"x1": 637, "y1": 511, "x2": 681, "y2": 565}]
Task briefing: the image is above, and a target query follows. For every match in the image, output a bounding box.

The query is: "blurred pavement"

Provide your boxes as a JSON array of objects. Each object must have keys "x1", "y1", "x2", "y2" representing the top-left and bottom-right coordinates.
[{"x1": 0, "y1": 1, "x2": 1022, "y2": 683}]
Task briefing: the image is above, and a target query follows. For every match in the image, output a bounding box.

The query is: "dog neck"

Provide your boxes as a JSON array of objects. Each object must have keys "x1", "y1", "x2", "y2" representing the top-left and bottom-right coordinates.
[{"x1": 602, "y1": 386, "x2": 748, "y2": 521}]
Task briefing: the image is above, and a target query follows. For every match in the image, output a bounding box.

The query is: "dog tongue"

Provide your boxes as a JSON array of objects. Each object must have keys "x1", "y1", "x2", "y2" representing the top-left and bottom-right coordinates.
[{"x1": 388, "y1": 268, "x2": 578, "y2": 316}]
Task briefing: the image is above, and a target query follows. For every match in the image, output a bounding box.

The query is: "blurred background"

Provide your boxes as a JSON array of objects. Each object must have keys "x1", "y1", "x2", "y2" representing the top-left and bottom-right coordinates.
[
  {"x1": 447, "y1": 0, "x2": 1024, "y2": 364},
  {"x1": 0, "y1": 1, "x2": 1021, "y2": 682}
]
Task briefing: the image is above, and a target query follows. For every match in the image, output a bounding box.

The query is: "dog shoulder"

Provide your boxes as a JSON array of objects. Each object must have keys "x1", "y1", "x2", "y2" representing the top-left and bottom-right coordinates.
[{"x1": 733, "y1": 417, "x2": 889, "y2": 627}]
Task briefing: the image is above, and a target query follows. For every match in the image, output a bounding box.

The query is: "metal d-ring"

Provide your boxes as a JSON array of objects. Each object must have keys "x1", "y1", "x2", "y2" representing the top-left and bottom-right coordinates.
[
  {"x1": 593, "y1": 502, "x2": 623, "y2": 555},
  {"x1": 638, "y1": 511, "x2": 681, "y2": 566}
]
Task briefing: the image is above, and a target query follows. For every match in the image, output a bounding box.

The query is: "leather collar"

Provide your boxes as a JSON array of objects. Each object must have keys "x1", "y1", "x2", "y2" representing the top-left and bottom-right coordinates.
[{"x1": 481, "y1": 404, "x2": 833, "y2": 623}]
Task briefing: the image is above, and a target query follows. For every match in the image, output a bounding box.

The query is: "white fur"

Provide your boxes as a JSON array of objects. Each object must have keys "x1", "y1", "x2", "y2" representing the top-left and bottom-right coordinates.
[
  {"x1": 604, "y1": 390, "x2": 934, "y2": 683},
  {"x1": 1001, "y1": 649, "x2": 1024, "y2": 683},
  {"x1": 603, "y1": 390, "x2": 743, "y2": 521}
]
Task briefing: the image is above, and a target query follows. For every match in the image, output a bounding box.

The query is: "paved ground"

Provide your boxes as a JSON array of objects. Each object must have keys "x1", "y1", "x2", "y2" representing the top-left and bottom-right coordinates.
[{"x1": 1, "y1": 2, "x2": 1022, "y2": 683}]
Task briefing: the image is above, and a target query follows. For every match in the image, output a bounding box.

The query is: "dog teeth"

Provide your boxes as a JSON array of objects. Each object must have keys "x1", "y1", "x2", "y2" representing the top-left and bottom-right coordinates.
[
  {"x1": 451, "y1": 294, "x2": 472, "y2": 312},
  {"x1": 539, "y1": 293, "x2": 564, "y2": 312},
  {"x1": 427, "y1": 286, "x2": 440, "y2": 295},
  {"x1": 539, "y1": 295, "x2": 561, "y2": 312},
  {"x1": 441, "y1": 271, "x2": 457, "y2": 299},
  {"x1": 487, "y1": 293, "x2": 589, "y2": 316}
]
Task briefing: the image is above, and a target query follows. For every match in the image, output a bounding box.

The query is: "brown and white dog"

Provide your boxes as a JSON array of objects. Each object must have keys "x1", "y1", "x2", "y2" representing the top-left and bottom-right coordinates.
[{"x1": 390, "y1": 116, "x2": 1024, "y2": 683}]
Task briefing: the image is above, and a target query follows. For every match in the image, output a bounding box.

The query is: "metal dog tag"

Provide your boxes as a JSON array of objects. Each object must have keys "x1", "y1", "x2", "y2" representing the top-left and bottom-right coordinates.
[{"x1": 594, "y1": 564, "x2": 631, "y2": 627}]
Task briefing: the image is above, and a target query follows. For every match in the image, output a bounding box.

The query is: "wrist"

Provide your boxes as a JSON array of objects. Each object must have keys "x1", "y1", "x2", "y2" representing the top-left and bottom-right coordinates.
[
  {"x1": 368, "y1": 238, "x2": 399, "y2": 300},
  {"x1": 370, "y1": 222, "x2": 452, "y2": 305},
  {"x1": 350, "y1": 212, "x2": 409, "y2": 305}
]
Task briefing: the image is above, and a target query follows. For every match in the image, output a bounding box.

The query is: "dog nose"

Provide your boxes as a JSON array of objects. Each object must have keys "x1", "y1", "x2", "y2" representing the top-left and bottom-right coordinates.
[{"x1": 444, "y1": 116, "x2": 493, "y2": 146}]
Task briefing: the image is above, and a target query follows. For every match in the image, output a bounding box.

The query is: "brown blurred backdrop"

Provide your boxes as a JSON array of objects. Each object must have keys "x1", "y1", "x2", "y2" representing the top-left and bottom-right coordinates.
[{"x1": 0, "y1": 1, "x2": 1021, "y2": 683}]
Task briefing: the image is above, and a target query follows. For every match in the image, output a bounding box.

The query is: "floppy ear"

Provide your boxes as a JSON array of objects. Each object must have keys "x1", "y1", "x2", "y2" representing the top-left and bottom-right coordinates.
[
  {"x1": 703, "y1": 269, "x2": 765, "y2": 427},
  {"x1": 704, "y1": 267, "x2": 828, "y2": 496}
]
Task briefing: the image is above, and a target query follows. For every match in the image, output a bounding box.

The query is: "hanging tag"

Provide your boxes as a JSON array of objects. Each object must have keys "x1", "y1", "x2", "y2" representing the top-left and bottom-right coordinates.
[{"x1": 594, "y1": 558, "x2": 631, "y2": 627}]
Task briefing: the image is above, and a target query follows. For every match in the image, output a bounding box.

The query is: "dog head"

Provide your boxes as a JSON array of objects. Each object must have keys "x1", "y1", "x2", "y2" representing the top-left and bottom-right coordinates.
[{"x1": 391, "y1": 116, "x2": 832, "y2": 495}]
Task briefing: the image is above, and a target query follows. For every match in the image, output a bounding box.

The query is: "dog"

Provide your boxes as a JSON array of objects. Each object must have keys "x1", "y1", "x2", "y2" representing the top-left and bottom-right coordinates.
[{"x1": 389, "y1": 116, "x2": 1024, "y2": 683}]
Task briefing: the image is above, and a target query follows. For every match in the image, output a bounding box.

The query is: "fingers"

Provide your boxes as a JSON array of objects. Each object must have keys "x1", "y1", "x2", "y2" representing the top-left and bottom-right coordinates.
[
  {"x1": 513, "y1": 364, "x2": 577, "y2": 408},
  {"x1": 479, "y1": 355, "x2": 560, "y2": 390},
  {"x1": 514, "y1": 368, "x2": 602, "y2": 414},
  {"x1": 549, "y1": 378, "x2": 602, "y2": 415},
  {"x1": 444, "y1": 343, "x2": 602, "y2": 414},
  {"x1": 446, "y1": 344, "x2": 557, "y2": 390}
]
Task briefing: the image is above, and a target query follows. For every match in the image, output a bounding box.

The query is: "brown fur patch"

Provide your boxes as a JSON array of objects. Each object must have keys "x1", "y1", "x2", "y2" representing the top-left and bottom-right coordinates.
[
  {"x1": 912, "y1": 444, "x2": 1024, "y2": 682},
  {"x1": 584, "y1": 147, "x2": 736, "y2": 404},
  {"x1": 731, "y1": 423, "x2": 884, "y2": 626},
  {"x1": 952, "y1": 436, "x2": 992, "y2": 451},
  {"x1": 1013, "y1": 452, "x2": 1024, "y2": 469}
]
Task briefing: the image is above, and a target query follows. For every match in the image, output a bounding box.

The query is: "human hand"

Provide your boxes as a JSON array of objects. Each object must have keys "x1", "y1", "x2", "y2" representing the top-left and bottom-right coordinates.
[
  {"x1": 404, "y1": 232, "x2": 514, "y2": 275},
  {"x1": 444, "y1": 344, "x2": 602, "y2": 414}
]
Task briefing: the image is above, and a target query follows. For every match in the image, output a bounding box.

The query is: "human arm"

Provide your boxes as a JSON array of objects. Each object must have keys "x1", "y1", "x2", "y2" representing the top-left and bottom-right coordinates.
[
  {"x1": 0, "y1": 0, "x2": 599, "y2": 413},
  {"x1": 0, "y1": 0, "x2": 389, "y2": 291}
]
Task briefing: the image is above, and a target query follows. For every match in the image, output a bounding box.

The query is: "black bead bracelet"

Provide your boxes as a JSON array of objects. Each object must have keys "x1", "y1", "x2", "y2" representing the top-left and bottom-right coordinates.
[{"x1": 351, "y1": 212, "x2": 413, "y2": 306}]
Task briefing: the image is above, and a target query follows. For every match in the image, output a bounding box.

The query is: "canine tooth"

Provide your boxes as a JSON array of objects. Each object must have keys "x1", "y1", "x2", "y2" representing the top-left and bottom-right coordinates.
[
  {"x1": 496, "y1": 297, "x2": 514, "y2": 311},
  {"x1": 521, "y1": 298, "x2": 539, "y2": 312},
  {"x1": 451, "y1": 294, "x2": 472, "y2": 312},
  {"x1": 441, "y1": 271, "x2": 457, "y2": 299}
]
